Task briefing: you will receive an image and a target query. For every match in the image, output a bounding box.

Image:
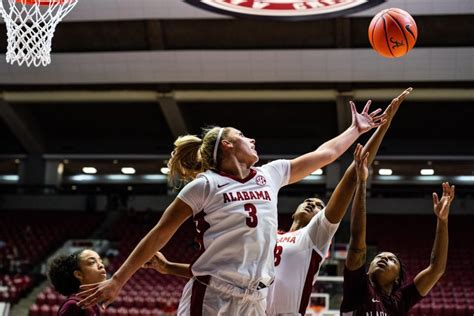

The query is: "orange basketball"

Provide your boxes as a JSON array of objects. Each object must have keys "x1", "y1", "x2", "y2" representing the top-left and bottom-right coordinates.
[{"x1": 368, "y1": 8, "x2": 418, "y2": 58}]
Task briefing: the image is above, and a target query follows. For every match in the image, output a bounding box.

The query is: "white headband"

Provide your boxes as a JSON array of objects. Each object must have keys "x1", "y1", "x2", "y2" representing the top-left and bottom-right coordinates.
[{"x1": 213, "y1": 128, "x2": 224, "y2": 164}]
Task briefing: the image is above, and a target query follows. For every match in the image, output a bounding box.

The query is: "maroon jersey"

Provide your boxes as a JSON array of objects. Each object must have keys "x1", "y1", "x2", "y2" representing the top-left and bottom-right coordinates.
[
  {"x1": 58, "y1": 295, "x2": 101, "y2": 316},
  {"x1": 340, "y1": 265, "x2": 422, "y2": 316}
]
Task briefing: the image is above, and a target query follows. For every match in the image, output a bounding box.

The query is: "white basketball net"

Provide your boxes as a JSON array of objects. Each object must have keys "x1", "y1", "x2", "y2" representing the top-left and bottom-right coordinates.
[{"x1": 0, "y1": 0, "x2": 78, "y2": 67}]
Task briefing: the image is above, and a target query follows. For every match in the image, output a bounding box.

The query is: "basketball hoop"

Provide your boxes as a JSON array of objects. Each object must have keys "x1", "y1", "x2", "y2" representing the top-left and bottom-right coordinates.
[{"x1": 0, "y1": 0, "x2": 78, "y2": 67}]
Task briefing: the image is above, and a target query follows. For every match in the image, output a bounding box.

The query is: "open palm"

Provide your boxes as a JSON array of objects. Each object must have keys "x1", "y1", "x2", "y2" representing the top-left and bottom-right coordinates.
[
  {"x1": 433, "y1": 182, "x2": 455, "y2": 221},
  {"x1": 350, "y1": 100, "x2": 387, "y2": 134}
]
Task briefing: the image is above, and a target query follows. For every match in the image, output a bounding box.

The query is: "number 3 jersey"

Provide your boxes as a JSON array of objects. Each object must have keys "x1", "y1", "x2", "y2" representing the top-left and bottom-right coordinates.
[
  {"x1": 177, "y1": 160, "x2": 290, "y2": 289},
  {"x1": 266, "y1": 208, "x2": 339, "y2": 316}
]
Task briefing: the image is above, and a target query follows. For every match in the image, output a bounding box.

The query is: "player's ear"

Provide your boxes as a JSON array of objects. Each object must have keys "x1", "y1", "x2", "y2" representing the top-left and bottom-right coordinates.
[
  {"x1": 73, "y1": 270, "x2": 83, "y2": 282},
  {"x1": 221, "y1": 139, "x2": 233, "y2": 150}
]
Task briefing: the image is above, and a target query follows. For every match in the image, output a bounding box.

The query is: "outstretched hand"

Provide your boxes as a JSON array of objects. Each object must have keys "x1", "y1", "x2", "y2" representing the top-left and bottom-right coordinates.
[
  {"x1": 354, "y1": 143, "x2": 369, "y2": 182},
  {"x1": 350, "y1": 100, "x2": 387, "y2": 134},
  {"x1": 77, "y1": 277, "x2": 122, "y2": 310},
  {"x1": 383, "y1": 87, "x2": 413, "y2": 122},
  {"x1": 142, "y1": 252, "x2": 168, "y2": 274},
  {"x1": 433, "y1": 182, "x2": 455, "y2": 221}
]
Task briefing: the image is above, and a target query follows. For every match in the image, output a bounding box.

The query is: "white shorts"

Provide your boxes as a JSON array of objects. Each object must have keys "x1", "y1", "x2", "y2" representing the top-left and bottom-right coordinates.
[{"x1": 177, "y1": 275, "x2": 268, "y2": 316}]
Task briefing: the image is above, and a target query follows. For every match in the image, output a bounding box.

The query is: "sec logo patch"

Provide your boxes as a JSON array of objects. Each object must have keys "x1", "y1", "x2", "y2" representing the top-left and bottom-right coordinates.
[{"x1": 256, "y1": 175, "x2": 267, "y2": 186}]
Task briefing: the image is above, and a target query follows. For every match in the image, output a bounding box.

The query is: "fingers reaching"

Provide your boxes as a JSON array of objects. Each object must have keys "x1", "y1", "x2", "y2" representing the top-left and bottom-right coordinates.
[
  {"x1": 371, "y1": 112, "x2": 388, "y2": 127},
  {"x1": 102, "y1": 299, "x2": 114, "y2": 310},
  {"x1": 433, "y1": 182, "x2": 455, "y2": 220},
  {"x1": 432, "y1": 192, "x2": 439, "y2": 207},
  {"x1": 77, "y1": 285, "x2": 99, "y2": 298},
  {"x1": 362, "y1": 100, "x2": 372, "y2": 114},
  {"x1": 449, "y1": 185, "x2": 455, "y2": 202},
  {"x1": 393, "y1": 87, "x2": 413, "y2": 104},
  {"x1": 363, "y1": 151, "x2": 369, "y2": 165},
  {"x1": 369, "y1": 108, "x2": 382, "y2": 117},
  {"x1": 350, "y1": 101, "x2": 357, "y2": 116},
  {"x1": 77, "y1": 290, "x2": 103, "y2": 308},
  {"x1": 353, "y1": 143, "x2": 362, "y2": 161}
]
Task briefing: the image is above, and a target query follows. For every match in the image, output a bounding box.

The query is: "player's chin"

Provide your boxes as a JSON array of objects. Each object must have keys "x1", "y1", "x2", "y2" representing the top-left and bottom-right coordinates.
[
  {"x1": 97, "y1": 273, "x2": 107, "y2": 282},
  {"x1": 250, "y1": 153, "x2": 259, "y2": 164}
]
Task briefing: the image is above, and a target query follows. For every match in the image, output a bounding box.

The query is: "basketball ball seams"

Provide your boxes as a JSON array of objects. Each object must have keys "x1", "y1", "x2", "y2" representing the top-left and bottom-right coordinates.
[
  {"x1": 382, "y1": 16, "x2": 395, "y2": 58},
  {"x1": 368, "y1": 8, "x2": 417, "y2": 58},
  {"x1": 386, "y1": 13, "x2": 409, "y2": 55},
  {"x1": 390, "y1": 11, "x2": 417, "y2": 41},
  {"x1": 369, "y1": 14, "x2": 385, "y2": 55}
]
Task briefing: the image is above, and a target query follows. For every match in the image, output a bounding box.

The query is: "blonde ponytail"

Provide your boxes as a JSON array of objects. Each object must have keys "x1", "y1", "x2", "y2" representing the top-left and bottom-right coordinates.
[
  {"x1": 168, "y1": 135, "x2": 203, "y2": 186},
  {"x1": 167, "y1": 126, "x2": 229, "y2": 187}
]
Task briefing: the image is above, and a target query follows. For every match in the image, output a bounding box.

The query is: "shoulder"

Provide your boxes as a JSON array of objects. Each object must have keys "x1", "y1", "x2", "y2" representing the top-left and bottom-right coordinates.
[
  {"x1": 344, "y1": 263, "x2": 368, "y2": 279},
  {"x1": 58, "y1": 297, "x2": 83, "y2": 315},
  {"x1": 258, "y1": 159, "x2": 290, "y2": 171},
  {"x1": 180, "y1": 175, "x2": 210, "y2": 192},
  {"x1": 257, "y1": 159, "x2": 291, "y2": 184}
]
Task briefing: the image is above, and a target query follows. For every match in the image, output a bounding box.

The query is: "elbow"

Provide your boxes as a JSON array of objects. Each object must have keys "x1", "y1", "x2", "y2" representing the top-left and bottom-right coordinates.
[
  {"x1": 429, "y1": 264, "x2": 446, "y2": 279},
  {"x1": 437, "y1": 267, "x2": 446, "y2": 279}
]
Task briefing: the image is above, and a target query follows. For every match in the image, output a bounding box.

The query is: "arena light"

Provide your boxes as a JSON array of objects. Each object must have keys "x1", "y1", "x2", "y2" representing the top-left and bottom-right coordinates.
[
  {"x1": 378, "y1": 168, "x2": 393, "y2": 176},
  {"x1": 374, "y1": 175, "x2": 402, "y2": 181},
  {"x1": 106, "y1": 175, "x2": 131, "y2": 181},
  {"x1": 300, "y1": 175, "x2": 324, "y2": 184},
  {"x1": 455, "y1": 176, "x2": 474, "y2": 182},
  {"x1": 415, "y1": 176, "x2": 443, "y2": 181},
  {"x1": 70, "y1": 175, "x2": 96, "y2": 182},
  {"x1": 143, "y1": 174, "x2": 168, "y2": 182},
  {"x1": 82, "y1": 167, "x2": 97, "y2": 174},
  {"x1": 311, "y1": 169, "x2": 323, "y2": 175},
  {"x1": 420, "y1": 169, "x2": 434, "y2": 175},
  {"x1": 1, "y1": 175, "x2": 19, "y2": 181},
  {"x1": 160, "y1": 167, "x2": 170, "y2": 175},
  {"x1": 121, "y1": 167, "x2": 136, "y2": 175}
]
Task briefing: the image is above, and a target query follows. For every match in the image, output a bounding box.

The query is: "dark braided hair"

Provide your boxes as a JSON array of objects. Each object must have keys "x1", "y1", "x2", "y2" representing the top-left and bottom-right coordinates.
[
  {"x1": 47, "y1": 249, "x2": 84, "y2": 296},
  {"x1": 392, "y1": 252, "x2": 406, "y2": 292}
]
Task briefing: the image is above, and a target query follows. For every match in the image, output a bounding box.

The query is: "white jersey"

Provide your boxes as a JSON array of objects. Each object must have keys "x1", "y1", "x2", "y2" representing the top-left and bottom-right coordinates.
[
  {"x1": 266, "y1": 209, "x2": 339, "y2": 316},
  {"x1": 177, "y1": 160, "x2": 290, "y2": 289}
]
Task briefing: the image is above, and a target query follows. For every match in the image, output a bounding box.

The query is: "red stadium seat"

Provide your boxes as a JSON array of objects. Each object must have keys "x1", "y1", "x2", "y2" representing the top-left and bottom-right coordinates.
[
  {"x1": 46, "y1": 293, "x2": 57, "y2": 305},
  {"x1": 29, "y1": 303, "x2": 40, "y2": 316},
  {"x1": 133, "y1": 296, "x2": 145, "y2": 308},
  {"x1": 39, "y1": 304, "x2": 51, "y2": 316},
  {"x1": 419, "y1": 303, "x2": 431, "y2": 316},
  {"x1": 117, "y1": 307, "x2": 129, "y2": 316},
  {"x1": 122, "y1": 296, "x2": 134, "y2": 308},
  {"x1": 138, "y1": 308, "x2": 152, "y2": 315},
  {"x1": 36, "y1": 292, "x2": 46, "y2": 305},
  {"x1": 149, "y1": 308, "x2": 162, "y2": 315},
  {"x1": 454, "y1": 304, "x2": 467, "y2": 316},
  {"x1": 50, "y1": 305, "x2": 59, "y2": 316},
  {"x1": 145, "y1": 297, "x2": 156, "y2": 309},
  {"x1": 113, "y1": 296, "x2": 124, "y2": 308},
  {"x1": 104, "y1": 306, "x2": 118, "y2": 316}
]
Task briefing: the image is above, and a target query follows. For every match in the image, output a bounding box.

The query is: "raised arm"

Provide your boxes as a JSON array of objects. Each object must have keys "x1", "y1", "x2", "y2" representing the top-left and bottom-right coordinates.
[
  {"x1": 414, "y1": 182, "x2": 454, "y2": 296},
  {"x1": 324, "y1": 88, "x2": 412, "y2": 224},
  {"x1": 289, "y1": 100, "x2": 387, "y2": 184},
  {"x1": 143, "y1": 252, "x2": 192, "y2": 279},
  {"x1": 345, "y1": 144, "x2": 369, "y2": 271},
  {"x1": 78, "y1": 198, "x2": 193, "y2": 309}
]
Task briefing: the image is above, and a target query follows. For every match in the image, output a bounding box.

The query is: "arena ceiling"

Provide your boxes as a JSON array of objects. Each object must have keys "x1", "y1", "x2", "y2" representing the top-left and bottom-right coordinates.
[{"x1": 0, "y1": 0, "x2": 472, "y2": 181}]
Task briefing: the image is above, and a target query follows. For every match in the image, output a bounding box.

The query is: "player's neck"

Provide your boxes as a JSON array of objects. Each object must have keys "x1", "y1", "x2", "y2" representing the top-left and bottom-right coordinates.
[
  {"x1": 369, "y1": 275, "x2": 394, "y2": 296},
  {"x1": 289, "y1": 220, "x2": 304, "y2": 232},
  {"x1": 219, "y1": 158, "x2": 252, "y2": 179}
]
